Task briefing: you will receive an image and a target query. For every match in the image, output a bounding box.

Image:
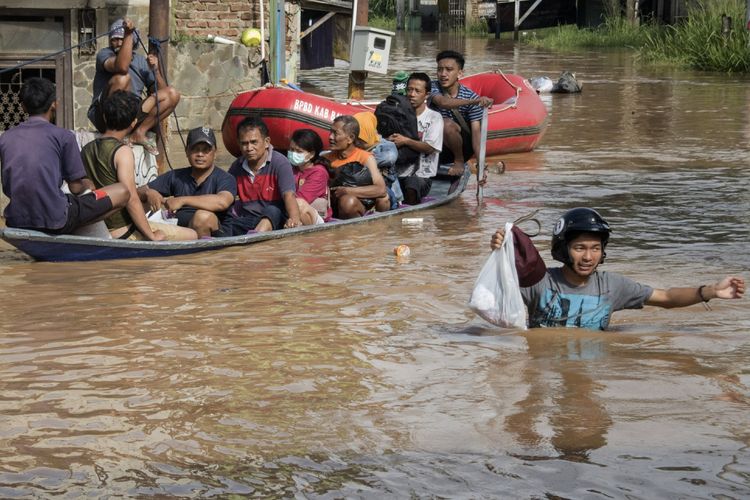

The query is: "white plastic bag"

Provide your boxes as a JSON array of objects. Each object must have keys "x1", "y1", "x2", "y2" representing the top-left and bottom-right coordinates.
[{"x1": 468, "y1": 222, "x2": 527, "y2": 329}]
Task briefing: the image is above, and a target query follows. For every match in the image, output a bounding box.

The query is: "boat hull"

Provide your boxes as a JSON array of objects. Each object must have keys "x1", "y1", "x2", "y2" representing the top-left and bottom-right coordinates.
[
  {"x1": 0, "y1": 171, "x2": 471, "y2": 262},
  {"x1": 222, "y1": 72, "x2": 547, "y2": 158}
]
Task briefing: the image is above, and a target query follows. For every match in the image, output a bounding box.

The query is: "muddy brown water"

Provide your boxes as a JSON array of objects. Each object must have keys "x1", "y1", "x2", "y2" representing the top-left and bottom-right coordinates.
[{"x1": 1, "y1": 33, "x2": 749, "y2": 497}]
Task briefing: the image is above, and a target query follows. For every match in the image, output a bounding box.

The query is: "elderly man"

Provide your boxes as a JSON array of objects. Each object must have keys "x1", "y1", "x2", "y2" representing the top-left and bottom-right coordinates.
[{"x1": 88, "y1": 18, "x2": 180, "y2": 155}]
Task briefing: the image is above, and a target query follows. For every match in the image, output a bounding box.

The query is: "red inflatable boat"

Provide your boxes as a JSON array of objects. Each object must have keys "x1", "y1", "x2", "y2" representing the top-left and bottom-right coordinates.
[{"x1": 222, "y1": 72, "x2": 548, "y2": 158}]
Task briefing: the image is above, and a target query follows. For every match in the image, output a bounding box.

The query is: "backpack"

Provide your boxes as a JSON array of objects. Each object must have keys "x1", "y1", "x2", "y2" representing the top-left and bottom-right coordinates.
[{"x1": 374, "y1": 94, "x2": 420, "y2": 167}]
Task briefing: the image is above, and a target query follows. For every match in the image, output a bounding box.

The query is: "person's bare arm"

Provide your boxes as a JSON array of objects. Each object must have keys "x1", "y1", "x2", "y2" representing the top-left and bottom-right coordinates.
[
  {"x1": 103, "y1": 19, "x2": 136, "y2": 75},
  {"x1": 388, "y1": 133, "x2": 437, "y2": 155},
  {"x1": 115, "y1": 147, "x2": 164, "y2": 241},
  {"x1": 431, "y1": 94, "x2": 493, "y2": 110},
  {"x1": 646, "y1": 277, "x2": 745, "y2": 308},
  {"x1": 164, "y1": 192, "x2": 234, "y2": 213},
  {"x1": 282, "y1": 191, "x2": 302, "y2": 228}
]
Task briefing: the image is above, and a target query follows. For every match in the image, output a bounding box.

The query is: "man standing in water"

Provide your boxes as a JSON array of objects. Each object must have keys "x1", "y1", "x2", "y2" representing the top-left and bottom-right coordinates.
[
  {"x1": 429, "y1": 50, "x2": 493, "y2": 175},
  {"x1": 489, "y1": 208, "x2": 745, "y2": 330},
  {"x1": 88, "y1": 18, "x2": 180, "y2": 155}
]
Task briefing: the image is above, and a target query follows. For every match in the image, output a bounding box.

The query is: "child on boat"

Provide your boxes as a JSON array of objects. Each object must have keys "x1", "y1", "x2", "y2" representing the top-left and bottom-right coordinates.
[{"x1": 0, "y1": 77, "x2": 129, "y2": 235}]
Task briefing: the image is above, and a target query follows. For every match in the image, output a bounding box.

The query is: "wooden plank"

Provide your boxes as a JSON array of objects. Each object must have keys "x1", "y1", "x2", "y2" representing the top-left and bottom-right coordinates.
[
  {"x1": 517, "y1": 0, "x2": 543, "y2": 27},
  {"x1": 300, "y1": 11, "x2": 336, "y2": 39}
]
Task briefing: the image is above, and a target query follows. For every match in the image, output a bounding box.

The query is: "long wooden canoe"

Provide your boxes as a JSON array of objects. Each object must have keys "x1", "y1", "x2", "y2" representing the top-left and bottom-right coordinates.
[{"x1": 0, "y1": 170, "x2": 471, "y2": 262}]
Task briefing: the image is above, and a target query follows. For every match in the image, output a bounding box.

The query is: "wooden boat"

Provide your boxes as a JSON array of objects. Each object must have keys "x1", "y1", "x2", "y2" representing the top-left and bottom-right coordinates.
[
  {"x1": 0, "y1": 169, "x2": 471, "y2": 262},
  {"x1": 222, "y1": 72, "x2": 547, "y2": 158}
]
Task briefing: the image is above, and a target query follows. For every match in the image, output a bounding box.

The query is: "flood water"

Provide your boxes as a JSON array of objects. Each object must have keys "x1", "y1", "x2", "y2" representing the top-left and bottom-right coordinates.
[{"x1": 1, "y1": 33, "x2": 749, "y2": 497}]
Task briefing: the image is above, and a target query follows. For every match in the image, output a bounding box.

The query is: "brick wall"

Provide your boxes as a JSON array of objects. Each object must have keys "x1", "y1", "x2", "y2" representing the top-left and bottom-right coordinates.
[{"x1": 173, "y1": 0, "x2": 260, "y2": 38}]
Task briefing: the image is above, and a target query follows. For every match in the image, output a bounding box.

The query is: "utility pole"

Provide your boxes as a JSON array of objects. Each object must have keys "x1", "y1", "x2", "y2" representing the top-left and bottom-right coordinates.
[
  {"x1": 396, "y1": 0, "x2": 405, "y2": 30},
  {"x1": 149, "y1": 0, "x2": 170, "y2": 171},
  {"x1": 348, "y1": 0, "x2": 368, "y2": 99}
]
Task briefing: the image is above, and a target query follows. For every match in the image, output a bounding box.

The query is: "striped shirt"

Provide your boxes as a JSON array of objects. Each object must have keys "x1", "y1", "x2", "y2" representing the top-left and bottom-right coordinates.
[{"x1": 429, "y1": 81, "x2": 483, "y2": 124}]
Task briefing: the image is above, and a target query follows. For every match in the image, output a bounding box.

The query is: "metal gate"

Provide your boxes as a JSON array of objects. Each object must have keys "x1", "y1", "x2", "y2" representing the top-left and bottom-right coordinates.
[{"x1": 0, "y1": 66, "x2": 56, "y2": 131}]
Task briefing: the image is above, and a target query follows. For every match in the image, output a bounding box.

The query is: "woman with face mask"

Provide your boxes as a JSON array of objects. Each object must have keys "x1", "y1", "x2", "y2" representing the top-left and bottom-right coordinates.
[{"x1": 288, "y1": 129, "x2": 331, "y2": 225}]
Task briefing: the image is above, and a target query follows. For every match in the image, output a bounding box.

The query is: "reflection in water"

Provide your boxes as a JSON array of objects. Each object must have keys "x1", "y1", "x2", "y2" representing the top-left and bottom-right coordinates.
[
  {"x1": 1, "y1": 32, "x2": 750, "y2": 497},
  {"x1": 504, "y1": 331, "x2": 613, "y2": 462}
]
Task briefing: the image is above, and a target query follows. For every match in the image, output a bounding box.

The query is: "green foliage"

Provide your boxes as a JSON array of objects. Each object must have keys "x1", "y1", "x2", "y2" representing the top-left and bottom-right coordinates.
[
  {"x1": 369, "y1": 15, "x2": 397, "y2": 31},
  {"x1": 525, "y1": 16, "x2": 658, "y2": 50},
  {"x1": 370, "y1": 0, "x2": 396, "y2": 18},
  {"x1": 465, "y1": 18, "x2": 490, "y2": 36},
  {"x1": 640, "y1": 0, "x2": 750, "y2": 72}
]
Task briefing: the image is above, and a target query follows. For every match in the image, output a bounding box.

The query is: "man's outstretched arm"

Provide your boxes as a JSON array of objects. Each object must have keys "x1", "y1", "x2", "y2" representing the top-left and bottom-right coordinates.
[{"x1": 646, "y1": 276, "x2": 745, "y2": 308}]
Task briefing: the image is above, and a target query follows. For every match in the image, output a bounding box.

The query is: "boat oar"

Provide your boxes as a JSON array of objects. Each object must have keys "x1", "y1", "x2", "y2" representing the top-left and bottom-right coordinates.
[{"x1": 477, "y1": 107, "x2": 489, "y2": 202}]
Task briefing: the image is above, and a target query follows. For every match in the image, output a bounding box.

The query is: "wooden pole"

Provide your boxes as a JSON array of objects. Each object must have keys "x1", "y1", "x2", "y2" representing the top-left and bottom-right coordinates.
[
  {"x1": 149, "y1": 0, "x2": 170, "y2": 173},
  {"x1": 495, "y1": 0, "x2": 501, "y2": 39},
  {"x1": 476, "y1": 108, "x2": 488, "y2": 202},
  {"x1": 348, "y1": 0, "x2": 369, "y2": 99},
  {"x1": 513, "y1": 0, "x2": 520, "y2": 41}
]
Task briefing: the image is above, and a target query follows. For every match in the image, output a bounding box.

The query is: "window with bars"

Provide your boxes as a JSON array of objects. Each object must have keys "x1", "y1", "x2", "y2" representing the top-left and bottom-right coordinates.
[{"x1": 0, "y1": 67, "x2": 56, "y2": 131}]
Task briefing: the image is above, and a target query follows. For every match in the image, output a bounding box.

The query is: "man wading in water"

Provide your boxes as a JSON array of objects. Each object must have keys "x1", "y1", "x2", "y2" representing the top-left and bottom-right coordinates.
[{"x1": 490, "y1": 207, "x2": 745, "y2": 330}]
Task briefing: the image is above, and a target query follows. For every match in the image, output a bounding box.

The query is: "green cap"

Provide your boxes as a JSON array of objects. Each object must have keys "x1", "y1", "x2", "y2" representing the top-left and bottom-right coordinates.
[{"x1": 392, "y1": 70, "x2": 409, "y2": 95}]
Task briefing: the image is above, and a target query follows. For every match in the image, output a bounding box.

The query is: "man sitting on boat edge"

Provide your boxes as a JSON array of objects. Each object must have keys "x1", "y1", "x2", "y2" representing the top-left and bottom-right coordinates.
[
  {"x1": 388, "y1": 72, "x2": 443, "y2": 205},
  {"x1": 214, "y1": 116, "x2": 302, "y2": 236},
  {"x1": 429, "y1": 50, "x2": 493, "y2": 176},
  {"x1": 81, "y1": 90, "x2": 196, "y2": 241},
  {"x1": 0, "y1": 77, "x2": 129, "y2": 236},
  {"x1": 139, "y1": 127, "x2": 236, "y2": 238}
]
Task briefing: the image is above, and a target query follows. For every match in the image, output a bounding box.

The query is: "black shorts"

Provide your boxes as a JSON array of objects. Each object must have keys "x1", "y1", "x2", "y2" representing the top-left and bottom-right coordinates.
[
  {"x1": 439, "y1": 126, "x2": 474, "y2": 166},
  {"x1": 398, "y1": 176, "x2": 432, "y2": 203},
  {"x1": 49, "y1": 191, "x2": 113, "y2": 235},
  {"x1": 87, "y1": 96, "x2": 107, "y2": 134}
]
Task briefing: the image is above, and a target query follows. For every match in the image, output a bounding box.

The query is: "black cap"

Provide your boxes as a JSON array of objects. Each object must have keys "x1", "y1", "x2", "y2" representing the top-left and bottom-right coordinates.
[{"x1": 186, "y1": 127, "x2": 216, "y2": 149}]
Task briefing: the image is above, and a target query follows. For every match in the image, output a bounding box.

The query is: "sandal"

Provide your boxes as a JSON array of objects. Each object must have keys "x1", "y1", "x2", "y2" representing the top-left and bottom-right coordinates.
[{"x1": 130, "y1": 133, "x2": 159, "y2": 156}]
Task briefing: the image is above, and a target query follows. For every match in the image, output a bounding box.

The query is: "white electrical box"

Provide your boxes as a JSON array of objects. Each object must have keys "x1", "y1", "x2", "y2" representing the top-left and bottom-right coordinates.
[{"x1": 350, "y1": 26, "x2": 394, "y2": 74}]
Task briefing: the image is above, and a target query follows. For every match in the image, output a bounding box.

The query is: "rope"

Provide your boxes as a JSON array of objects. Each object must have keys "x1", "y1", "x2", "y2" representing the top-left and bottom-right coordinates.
[
  {"x1": 487, "y1": 68, "x2": 523, "y2": 115},
  {"x1": 0, "y1": 30, "x2": 115, "y2": 76},
  {"x1": 513, "y1": 209, "x2": 542, "y2": 237}
]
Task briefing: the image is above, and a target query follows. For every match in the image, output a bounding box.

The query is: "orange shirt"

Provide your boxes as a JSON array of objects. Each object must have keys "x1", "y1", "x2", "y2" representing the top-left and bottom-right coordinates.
[{"x1": 324, "y1": 147, "x2": 373, "y2": 173}]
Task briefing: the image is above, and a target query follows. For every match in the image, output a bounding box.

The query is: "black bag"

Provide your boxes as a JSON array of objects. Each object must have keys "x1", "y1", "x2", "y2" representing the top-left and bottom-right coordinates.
[
  {"x1": 374, "y1": 94, "x2": 420, "y2": 167},
  {"x1": 331, "y1": 161, "x2": 373, "y2": 188}
]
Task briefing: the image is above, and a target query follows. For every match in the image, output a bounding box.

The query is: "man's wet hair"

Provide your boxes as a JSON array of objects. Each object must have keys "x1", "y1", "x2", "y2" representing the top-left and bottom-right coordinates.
[
  {"x1": 436, "y1": 50, "x2": 465, "y2": 70},
  {"x1": 407, "y1": 72, "x2": 432, "y2": 92},
  {"x1": 19, "y1": 77, "x2": 56, "y2": 115},
  {"x1": 236, "y1": 116, "x2": 269, "y2": 138},
  {"x1": 102, "y1": 90, "x2": 141, "y2": 131}
]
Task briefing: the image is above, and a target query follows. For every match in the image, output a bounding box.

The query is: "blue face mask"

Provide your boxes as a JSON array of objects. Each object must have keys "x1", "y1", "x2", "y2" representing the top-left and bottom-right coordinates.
[{"x1": 287, "y1": 150, "x2": 308, "y2": 167}]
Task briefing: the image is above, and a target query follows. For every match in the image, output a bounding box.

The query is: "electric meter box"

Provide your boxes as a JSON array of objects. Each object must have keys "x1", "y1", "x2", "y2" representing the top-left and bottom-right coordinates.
[{"x1": 350, "y1": 26, "x2": 394, "y2": 74}]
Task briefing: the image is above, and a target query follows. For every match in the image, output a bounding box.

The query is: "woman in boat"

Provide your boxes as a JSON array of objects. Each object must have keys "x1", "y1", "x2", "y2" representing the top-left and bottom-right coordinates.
[
  {"x1": 324, "y1": 115, "x2": 390, "y2": 219},
  {"x1": 288, "y1": 129, "x2": 330, "y2": 225}
]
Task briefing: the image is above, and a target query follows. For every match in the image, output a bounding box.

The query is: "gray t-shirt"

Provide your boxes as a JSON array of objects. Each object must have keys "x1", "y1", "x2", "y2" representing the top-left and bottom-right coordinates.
[
  {"x1": 520, "y1": 267, "x2": 653, "y2": 330},
  {"x1": 90, "y1": 48, "x2": 154, "y2": 108}
]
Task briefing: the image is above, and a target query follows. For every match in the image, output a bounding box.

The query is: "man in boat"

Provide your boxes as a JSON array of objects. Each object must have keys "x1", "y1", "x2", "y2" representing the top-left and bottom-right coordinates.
[
  {"x1": 88, "y1": 18, "x2": 180, "y2": 156},
  {"x1": 387, "y1": 72, "x2": 443, "y2": 205},
  {"x1": 215, "y1": 116, "x2": 302, "y2": 236},
  {"x1": 139, "y1": 127, "x2": 236, "y2": 238},
  {"x1": 429, "y1": 50, "x2": 493, "y2": 175},
  {"x1": 489, "y1": 208, "x2": 745, "y2": 330},
  {"x1": 0, "y1": 77, "x2": 129, "y2": 235},
  {"x1": 81, "y1": 90, "x2": 196, "y2": 241}
]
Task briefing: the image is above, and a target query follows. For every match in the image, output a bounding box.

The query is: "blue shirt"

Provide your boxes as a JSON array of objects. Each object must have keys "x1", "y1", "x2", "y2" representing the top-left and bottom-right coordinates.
[
  {"x1": 0, "y1": 117, "x2": 87, "y2": 230},
  {"x1": 148, "y1": 165, "x2": 237, "y2": 226},
  {"x1": 429, "y1": 81, "x2": 483, "y2": 124},
  {"x1": 90, "y1": 47, "x2": 155, "y2": 107}
]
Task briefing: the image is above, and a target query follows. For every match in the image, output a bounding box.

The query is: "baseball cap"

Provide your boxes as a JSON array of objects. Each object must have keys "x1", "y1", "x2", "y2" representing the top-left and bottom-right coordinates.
[
  {"x1": 186, "y1": 127, "x2": 217, "y2": 149},
  {"x1": 109, "y1": 19, "x2": 126, "y2": 39}
]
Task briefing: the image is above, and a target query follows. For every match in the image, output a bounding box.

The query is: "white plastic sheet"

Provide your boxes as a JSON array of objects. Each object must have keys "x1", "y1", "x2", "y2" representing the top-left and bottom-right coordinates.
[{"x1": 469, "y1": 222, "x2": 527, "y2": 329}]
